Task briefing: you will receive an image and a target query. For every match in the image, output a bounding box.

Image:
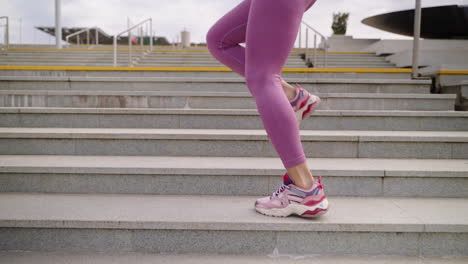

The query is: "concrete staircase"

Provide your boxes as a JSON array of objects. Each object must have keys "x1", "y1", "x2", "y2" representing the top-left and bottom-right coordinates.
[
  {"x1": 0, "y1": 47, "x2": 306, "y2": 68},
  {"x1": 304, "y1": 52, "x2": 397, "y2": 68},
  {"x1": 0, "y1": 46, "x2": 467, "y2": 261},
  {"x1": 1, "y1": 45, "x2": 399, "y2": 68}
]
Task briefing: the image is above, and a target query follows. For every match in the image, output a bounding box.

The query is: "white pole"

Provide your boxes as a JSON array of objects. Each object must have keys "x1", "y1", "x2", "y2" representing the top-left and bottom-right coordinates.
[
  {"x1": 412, "y1": 0, "x2": 422, "y2": 79},
  {"x1": 113, "y1": 36, "x2": 117, "y2": 66},
  {"x1": 305, "y1": 28, "x2": 309, "y2": 63},
  {"x1": 324, "y1": 37, "x2": 328, "y2": 68},
  {"x1": 55, "y1": 0, "x2": 62, "y2": 48},
  {"x1": 313, "y1": 34, "x2": 317, "y2": 67},
  {"x1": 129, "y1": 29, "x2": 132, "y2": 66},
  {"x1": 5, "y1": 17, "x2": 9, "y2": 49},
  {"x1": 150, "y1": 19, "x2": 153, "y2": 51},
  {"x1": 298, "y1": 23, "x2": 302, "y2": 49},
  {"x1": 19, "y1": 18, "x2": 22, "y2": 44},
  {"x1": 140, "y1": 26, "x2": 143, "y2": 50}
]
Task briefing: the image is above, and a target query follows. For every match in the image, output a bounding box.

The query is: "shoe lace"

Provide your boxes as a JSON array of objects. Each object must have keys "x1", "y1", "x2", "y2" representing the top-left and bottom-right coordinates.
[{"x1": 272, "y1": 183, "x2": 289, "y2": 197}]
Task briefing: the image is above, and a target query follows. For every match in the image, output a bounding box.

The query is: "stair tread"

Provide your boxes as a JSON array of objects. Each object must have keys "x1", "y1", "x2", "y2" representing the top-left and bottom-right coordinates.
[
  {"x1": 0, "y1": 192, "x2": 467, "y2": 233},
  {"x1": 0, "y1": 90, "x2": 452, "y2": 98},
  {"x1": 1, "y1": 251, "x2": 467, "y2": 263},
  {"x1": 1, "y1": 107, "x2": 467, "y2": 117},
  {"x1": 0, "y1": 155, "x2": 467, "y2": 177},
  {"x1": 0, "y1": 76, "x2": 432, "y2": 84},
  {"x1": 1, "y1": 127, "x2": 467, "y2": 142}
]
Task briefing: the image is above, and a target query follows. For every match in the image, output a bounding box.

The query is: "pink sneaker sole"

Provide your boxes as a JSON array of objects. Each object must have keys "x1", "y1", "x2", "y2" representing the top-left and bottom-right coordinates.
[
  {"x1": 300, "y1": 95, "x2": 321, "y2": 121},
  {"x1": 293, "y1": 83, "x2": 321, "y2": 122},
  {"x1": 255, "y1": 197, "x2": 330, "y2": 218},
  {"x1": 300, "y1": 205, "x2": 329, "y2": 218}
]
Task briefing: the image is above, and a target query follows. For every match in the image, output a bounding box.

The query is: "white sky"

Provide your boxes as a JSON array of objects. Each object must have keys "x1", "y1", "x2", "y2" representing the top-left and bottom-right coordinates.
[{"x1": 1, "y1": 0, "x2": 467, "y2": 45}]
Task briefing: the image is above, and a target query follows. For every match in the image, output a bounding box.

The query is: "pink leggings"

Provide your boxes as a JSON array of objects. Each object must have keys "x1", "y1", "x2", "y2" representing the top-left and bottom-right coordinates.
[{"x1": 206, "y1": 0, "x2": 318, "y2": 168}]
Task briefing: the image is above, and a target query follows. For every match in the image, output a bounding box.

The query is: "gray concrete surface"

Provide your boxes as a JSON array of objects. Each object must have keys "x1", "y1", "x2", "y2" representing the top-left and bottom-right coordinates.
[
  {"x1": 1, "y1": 251, "x2": 467, "y2": 264},
  {"x1": 0, "y1": 128, "x2": 467, "y2": 158},
  {"x1": 0, "y1": 76, "x2": 432, "y2": 94},
  {"x1": 0, "y1": 193, "x2": 467, "y2": 255},
  {"x1": 2, "y1": 108, "x2": 467, "y2": 131},
  {"x1": 0, "y1": 155, "x2": 466, "y2": 197},
  {"x1": 0, "y1": 90, "x2": 456, "y2": 111}
]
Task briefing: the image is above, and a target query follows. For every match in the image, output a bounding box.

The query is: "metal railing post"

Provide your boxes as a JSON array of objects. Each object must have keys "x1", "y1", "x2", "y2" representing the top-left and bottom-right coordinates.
[
  {"x1": 0, "y1": 17, "x2": 9, "y2": 50},
  {"x1": 86, "y1": 29, "x2": 90, "y2": 46},
  {"x1": 150, "y1": 19, "x2": 153, "y2": 51},
  {"x1": 113, "y1": 18, "x2": 153, "y2": 67},
  {"x1": 55, "y1": 0, "x2": 62, "y2": 48},
  {"x1": 324, "y1": 37, "x2": 328, "y2": 68},
  {"x1": 65, "y1": 28, "x2": 96, "y2": 45},
  {"x1": 300, "y1": 20, "x2": 327, "y2": 68},
  {"x1": 95, "y1": 28, "x2": 99, "y2": 44},
  {"x1": 113, "y1": 36, "x2": 117, "y2": 66},
  {"x1": 412, "y1": 0, "x2": 422, "y2": 79},
  {"x1": 305, "y1": 28, "x2": 309, "y2": 63},
  {"x1": 298, "y1": 23, "x2": 302, "y2": 49},
  {"x1": 313, "y1": 34, "x2": 317, "y2": 67},
  {"x1": 140, "y1": 26, "x2": 143, "y2": 50},
  {"x1": 128, "y1": 29, "x2": 132, "y2": 66}
]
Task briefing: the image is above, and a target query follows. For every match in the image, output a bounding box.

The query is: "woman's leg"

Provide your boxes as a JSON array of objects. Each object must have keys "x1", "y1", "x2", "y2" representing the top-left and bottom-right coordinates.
[
  {"x1": 205, "y1": 0, "x2": 312, "y2": 101},
  {"x1": 205, "y1": 0, "x2": 251, "y2": 77},
  {"x1": 244, "y1": 0, "x2": 311, "y2": 167},
  {"x1": 206, "y1": 0, "x2": 319, "y2": 189}
]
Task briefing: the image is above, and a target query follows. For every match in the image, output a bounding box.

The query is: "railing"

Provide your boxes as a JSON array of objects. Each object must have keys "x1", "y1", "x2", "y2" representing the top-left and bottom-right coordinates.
[
  {"x1": 65, "y1": 27, "x2": 99, "y2": 47},
  {"x1": 412, "y1": 0, "x2": 422, "y2": 79},
  {"x1": 298, "y1": 20, "x2": 328, "y2": 68},
  {"x1": 113, "y1": 18, "x2": 153, "y2": 67},
  {"x1": 0, "y1": 16, "x2": 9, "y2": 51}
]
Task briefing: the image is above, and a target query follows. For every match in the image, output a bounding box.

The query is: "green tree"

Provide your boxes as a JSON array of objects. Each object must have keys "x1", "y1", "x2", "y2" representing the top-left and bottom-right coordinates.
[{"x1": 332, "y1": 12, "x2": 349, "y2": 35}]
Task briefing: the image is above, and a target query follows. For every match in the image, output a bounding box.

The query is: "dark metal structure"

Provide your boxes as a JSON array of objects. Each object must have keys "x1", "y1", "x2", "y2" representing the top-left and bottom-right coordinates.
[
  {"x1": 362, "y1": 5, "x2": 468, "y2": 39},
  {"x1": 36, "y1": 26, "x2": 169, "y2": 45}
]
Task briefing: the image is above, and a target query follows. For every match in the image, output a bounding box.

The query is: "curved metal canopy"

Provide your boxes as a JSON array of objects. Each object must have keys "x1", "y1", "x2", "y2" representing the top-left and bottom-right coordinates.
[{"x1": 362, "y1": 5, "x2": 468, "y2": 39}]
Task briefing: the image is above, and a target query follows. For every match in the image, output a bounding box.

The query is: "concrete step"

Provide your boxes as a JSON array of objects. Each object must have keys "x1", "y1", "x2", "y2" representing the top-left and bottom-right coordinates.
[
  {"x1": 142, "y1": 55, "x2": 301, "y2": 60},
  {"x1": 0, "y1": 58, "x2": 144, "y2": 62},
  {"x1": 311, "y1": 60, "x2": 389, "y2": 64},
  {"x1": 1, "y1": 155, "x2": 466, "y2": 197},
  {"x1": 304, "y1": 53, "x2": 381, "y2": 58},
  {"x1": 2, "y1": 252, "x2": 467, "y2": 264},
  {"x1": 0, "y1": 76, "x2": 432, "y2": 93},
  {"x1": 0, "y1": 62, "x2": 306, "y2": 68},
  {"x1": 3, "y1": 53, "x2": 299, "y2": 60},
  {"x1": 1, "y1": 53, "x2": 145, "y2": 58},
  {"x1": 0, "y1": 62, "x2": 134, "y2": 67},
  {"x1": 1, "y1": 54, "x2": 145, "y2": 59},
  {"x1": 5, "y1": 50, "x2": 146, "y2": 53},
  {"x1": 1, "y1": 107, "x2": 467, "y2": 131},
  {"x1": 145, "y1": 54, "x2": 304, "y2": 62},
  {"x1": 308, "y1": 57, "x2": 387, "y2": 62},
  {"x1": 1, "y1": 56, "x2": 302, "y2": 63},
  {"x1": 0, "y1": 193, "x2": 466, "y2": 256},
  {"x1": 310, "y1": 61, "x2": 391, "y2": 65},
  {"x1": 315, "y1": 63, "x2": 397, "y2": 69},
  {"x1": 134, "y1": 63, "x2": 308, "y2": 68},
  {"x1": 0, "y1": 69, "x2": 414, "y2": 79},
  {"x1": 0, "y1": 90, "x2": 455, "y2": 111},
  {"x1": 0, "y1": 128, "x2": 467, "y2": 159}
]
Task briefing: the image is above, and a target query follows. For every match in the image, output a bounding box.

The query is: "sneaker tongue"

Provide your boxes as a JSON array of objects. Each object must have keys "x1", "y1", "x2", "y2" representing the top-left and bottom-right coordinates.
[{"x1": 283, "y1": 173, "x2": 294, "y2": 185}]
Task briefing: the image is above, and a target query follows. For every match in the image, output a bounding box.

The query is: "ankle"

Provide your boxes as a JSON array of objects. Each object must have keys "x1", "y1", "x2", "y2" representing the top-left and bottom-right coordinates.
[
  {"x1": 288, "y1": 87, "x2": 299, "y2": 102},
  {"x1": 291, "y1": 176, "x2": 315, "y2": 190},
  {"x1": 281, "y1": 79, "x2": 298, "y2": 101}
]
